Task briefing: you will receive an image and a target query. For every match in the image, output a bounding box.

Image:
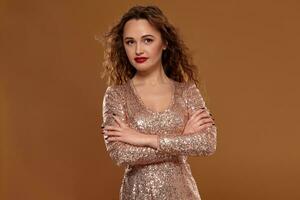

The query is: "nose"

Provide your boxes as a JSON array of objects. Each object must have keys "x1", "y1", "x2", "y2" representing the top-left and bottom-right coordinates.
[{"x1": 135, "y1": 42, "x2": 143, "y2": 55}]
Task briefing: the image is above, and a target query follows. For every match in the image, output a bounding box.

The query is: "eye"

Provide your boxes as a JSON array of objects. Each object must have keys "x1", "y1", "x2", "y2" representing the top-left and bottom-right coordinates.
[
  {"x1": 125, "y1": 40, "x2": 134, "y2": 45},
  {"x1": 144, "y1": 38, "x2": 153, "y2": 44}
]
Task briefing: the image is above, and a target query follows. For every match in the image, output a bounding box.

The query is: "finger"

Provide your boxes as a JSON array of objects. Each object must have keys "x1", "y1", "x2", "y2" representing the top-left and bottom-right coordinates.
[
  {"x1": 192, "y1": 121, "x2": 214, "y2": 132},
  {"x1": 202, "y1": 117, "x2": 214, "y2": 123},
  {"x1": 200, "y1": 122, "x2": 215, "y2": 129},
  {"x1": 189, "y1": 113, "x2": 208, "y2": 125},
  {"x1": 104, "y1": 125, "x2": 121, "y2": 132},
  {"x1": 113, "y1": 115, "x2": 125, "y2": 127},
  {"x1": 193, "y1": 112, "x2": 212, "y2": 121},
  {"x1": 194, "y1": 119, "x2": 214, "y2": 128},
  {"x1": 190, "y1": 109, "x2": 205, "y2": 120},
  {"x1": 103, "y1": 130, "x2": 121, "y2": 137},
  {"x1": 192, "y1": 110, "x2": 208, "y2": 119},
  {"x1": 198, "y1": 118, "x2": 214, "y2": 125},
  {"x1": 193, "y1": 108, "x2": 205, "y2": 115},
  {"x1": 107, "y1": 136, "x2": 121, "y2": 142},
  {"x1": 191, "y1": 116, "x2": 212, "y2": 126}
]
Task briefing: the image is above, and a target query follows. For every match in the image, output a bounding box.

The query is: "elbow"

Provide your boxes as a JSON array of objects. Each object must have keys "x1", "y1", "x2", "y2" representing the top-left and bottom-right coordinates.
[
  {"x1": 111, "y1": 155, "x2": 130, "y2": 167},
  {"x1": 193, "y1": 142, "x2": 217, "y2": 157},
  {"x1": 206, "y1": 142, "x2": 217, "y2": 156},
  {"x1": 200, "y1": 136, "x2": 217, "y2": 157},
  {"x1": 109, "y1": 151, "x2": 130, "y2": 167},
  {"x1": 206, "y1": 126, "x2": 217, "y2": 156},
  {"x1": 106, "y1": 142, "x2": 131, "y2": 167},
  {"x1": 186, "y1": 127, "x2": 218, "y2": 157},
  {"x1": 115, "y1": 159, "x2": 129, "y2": 167}
]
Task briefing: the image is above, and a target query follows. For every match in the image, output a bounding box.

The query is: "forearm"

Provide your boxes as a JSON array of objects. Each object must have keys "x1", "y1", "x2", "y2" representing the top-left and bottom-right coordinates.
[
  {"x1": 104, "y1": 136, "x2": 179, "y2": 167},
  {"x1": 144, "y1": 134, "x2": 159, "y2": 149},
  {"x1": 156, "y1": 125, "x2": 217, "y2": 156}
]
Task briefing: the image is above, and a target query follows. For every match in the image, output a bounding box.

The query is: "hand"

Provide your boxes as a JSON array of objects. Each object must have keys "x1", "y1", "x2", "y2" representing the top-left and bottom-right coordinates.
[
  {"x1": 102, "y1": 115, "x2": 150, "y2": 147},
  {"x1": 182, "y1": 107, "x2": 215, "y2": 135}
]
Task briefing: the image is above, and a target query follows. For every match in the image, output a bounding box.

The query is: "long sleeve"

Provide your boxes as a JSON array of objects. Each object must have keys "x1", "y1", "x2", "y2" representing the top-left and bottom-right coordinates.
[
  {"x1": 157, "y1": 81, "x2": 217, "y2": 156},
  {"x1": 101, "y1": 85, "x2": 179, "y2": 167}
]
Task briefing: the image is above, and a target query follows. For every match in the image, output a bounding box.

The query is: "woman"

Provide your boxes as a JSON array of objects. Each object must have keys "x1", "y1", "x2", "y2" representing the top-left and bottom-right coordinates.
[{"x1": 100, "y1": 5, "x2": 217, "y2": 200}]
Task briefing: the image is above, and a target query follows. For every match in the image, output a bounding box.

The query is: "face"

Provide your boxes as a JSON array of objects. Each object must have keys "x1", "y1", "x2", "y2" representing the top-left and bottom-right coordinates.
[{"x1": 122, "y1": 19, "x2": 167, "y2": 72}]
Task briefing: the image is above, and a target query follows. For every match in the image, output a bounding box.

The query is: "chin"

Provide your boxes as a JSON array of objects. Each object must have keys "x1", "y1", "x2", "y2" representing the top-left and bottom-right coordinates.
[
  {"x1": 132, "y1": 63, "x2": 152, "y2": 71},
  {"x1": 134, "y1": 66, "x2": 151, "y2": 72}
]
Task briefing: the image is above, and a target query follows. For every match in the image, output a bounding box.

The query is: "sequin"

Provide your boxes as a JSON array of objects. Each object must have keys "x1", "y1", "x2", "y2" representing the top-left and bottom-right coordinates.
[{"x1": 101, "y1": 79, "x2": 217, "y2": 200}]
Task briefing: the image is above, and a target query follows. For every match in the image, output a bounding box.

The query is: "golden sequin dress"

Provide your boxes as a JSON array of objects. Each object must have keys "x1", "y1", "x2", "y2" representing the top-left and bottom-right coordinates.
[{"x1": 101, "y1": 79, "x2": 217, "y2": 200}]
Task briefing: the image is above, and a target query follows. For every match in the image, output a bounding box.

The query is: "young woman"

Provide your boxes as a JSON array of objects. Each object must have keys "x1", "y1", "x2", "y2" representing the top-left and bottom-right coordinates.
[{"x1": 100, "y1": 5, "x2": 217, "y2": 200}]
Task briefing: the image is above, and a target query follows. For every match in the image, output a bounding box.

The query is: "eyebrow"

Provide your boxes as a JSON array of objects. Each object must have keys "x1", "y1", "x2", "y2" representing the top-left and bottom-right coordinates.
[{"x1": 124, "y1": 34, "x2": 155, "y2": 40}]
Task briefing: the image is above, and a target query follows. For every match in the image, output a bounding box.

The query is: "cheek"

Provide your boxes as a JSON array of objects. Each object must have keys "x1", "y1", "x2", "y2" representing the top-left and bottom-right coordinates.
[
  {"x1": 124, "y1": 46, "x2": 133, "y2": 58},
  {"x1": 124, "y1": 47, "x2": 136, "y2": 66},
  {"x1": 149, "y1": 45, "x2": 163, "y2": 56}
]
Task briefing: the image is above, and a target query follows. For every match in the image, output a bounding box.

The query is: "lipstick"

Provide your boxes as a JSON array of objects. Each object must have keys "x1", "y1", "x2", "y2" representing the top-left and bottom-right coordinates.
[{"x1": 134, "y1": 57, "x2": 148, "y2": 63}]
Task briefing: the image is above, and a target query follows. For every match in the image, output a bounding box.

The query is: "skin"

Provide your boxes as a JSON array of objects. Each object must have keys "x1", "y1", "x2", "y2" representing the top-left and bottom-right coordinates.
[{"x1": 102, "y1": 19, "x2": 214, "y2": 149}]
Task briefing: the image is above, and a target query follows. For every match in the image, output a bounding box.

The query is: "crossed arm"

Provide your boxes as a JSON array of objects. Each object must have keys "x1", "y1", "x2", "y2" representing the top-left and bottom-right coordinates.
[{"x1": 101, "y1": 82, "x2": 217, "y2": 167}]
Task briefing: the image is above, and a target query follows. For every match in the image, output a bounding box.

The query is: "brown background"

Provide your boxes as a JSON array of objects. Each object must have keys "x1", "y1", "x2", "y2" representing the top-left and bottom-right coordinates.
[{"x1": 1, "y1": 0, "x2": 300, "y2": 199}]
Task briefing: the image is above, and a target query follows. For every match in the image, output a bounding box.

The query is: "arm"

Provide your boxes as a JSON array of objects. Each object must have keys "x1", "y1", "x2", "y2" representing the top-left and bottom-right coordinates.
[
  {"x1": 101, "y1": 85, "x2": 178, "y2": 167},
  {"x1": 156, "y1": 81, "x2": 217, "y2": 156}
]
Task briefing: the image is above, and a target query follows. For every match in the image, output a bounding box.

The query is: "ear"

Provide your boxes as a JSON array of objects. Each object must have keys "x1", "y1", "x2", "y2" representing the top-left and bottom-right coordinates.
[
  {"x1": 163, "y1": 40, "x2": 168, "y2": 50},
  {"x1": 163, "y1": 41, "x2": 168, "y2": 50}
]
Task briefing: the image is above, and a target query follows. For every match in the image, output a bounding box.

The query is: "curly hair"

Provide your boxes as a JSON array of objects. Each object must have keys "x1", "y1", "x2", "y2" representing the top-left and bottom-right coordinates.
[{"x1": 98, "y1": 5, "x2": 203, "y2": 88}]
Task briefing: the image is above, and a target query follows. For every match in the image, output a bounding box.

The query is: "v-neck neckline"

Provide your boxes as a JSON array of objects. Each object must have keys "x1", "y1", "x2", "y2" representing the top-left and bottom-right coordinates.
[{"x1": 128, "y1": 79, "x2": 176, "y2": 114}]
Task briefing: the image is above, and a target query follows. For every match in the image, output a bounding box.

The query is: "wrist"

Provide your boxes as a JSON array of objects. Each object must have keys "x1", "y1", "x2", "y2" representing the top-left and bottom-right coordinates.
[{"x1": 145, "y1": 135, "x2": 159, "y2": 149}]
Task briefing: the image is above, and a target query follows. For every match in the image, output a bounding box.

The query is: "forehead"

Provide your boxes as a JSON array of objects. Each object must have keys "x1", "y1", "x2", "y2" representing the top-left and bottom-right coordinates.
[{"x1": 123, "y1": 19, "x2": 161, "y2": 38}]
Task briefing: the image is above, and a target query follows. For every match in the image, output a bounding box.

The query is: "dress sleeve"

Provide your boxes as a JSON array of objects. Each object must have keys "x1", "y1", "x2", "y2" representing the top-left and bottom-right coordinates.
[
  {"x1": 101, "y1": 85, "x2": 179, "y2": 167},
  {"x1": 157, "y1": 81, "x2": 217, "y2": 156}
]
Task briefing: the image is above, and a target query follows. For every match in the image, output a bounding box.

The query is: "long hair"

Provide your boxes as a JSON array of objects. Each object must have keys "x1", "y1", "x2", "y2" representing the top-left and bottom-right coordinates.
[{"x1": 98, "y1": 5, "x2": 202, "y2": 88}]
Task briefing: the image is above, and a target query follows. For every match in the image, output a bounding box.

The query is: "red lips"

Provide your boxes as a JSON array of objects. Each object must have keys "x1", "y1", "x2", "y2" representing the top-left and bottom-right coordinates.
[{"x1": 134, "y1": 57, "x2": 148, "y2": 63}]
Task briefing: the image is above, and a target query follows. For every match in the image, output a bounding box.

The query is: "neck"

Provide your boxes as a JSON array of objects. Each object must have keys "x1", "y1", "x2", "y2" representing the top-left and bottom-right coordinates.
[{"x1": 132, "y1": 63, "x2": 171, "y2": 86}]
